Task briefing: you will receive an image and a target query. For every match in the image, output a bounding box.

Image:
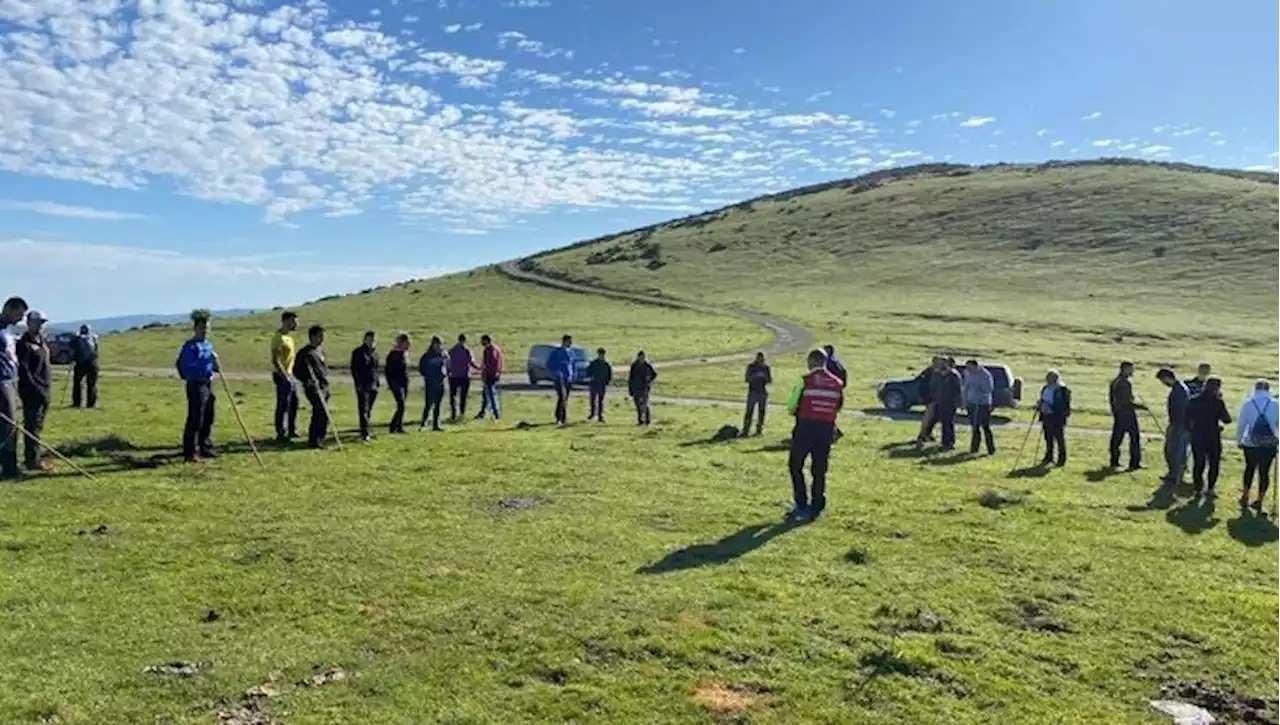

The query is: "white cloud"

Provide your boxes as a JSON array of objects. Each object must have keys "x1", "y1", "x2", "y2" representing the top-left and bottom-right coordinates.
[
  {"x1": 443, "y1": 23, "x2": 462, "y2": 33},
  {"x1": 879, "y1": 108, "x2": 896, "y2": 119},
  {"x1": 1270, "y1": 151, "x2": 1279, "y2": 158},
  {"x1": 806, "y1": 90, "x2": 832, "y2": 102},
  {"x1": 959, "y1": 116, "x2": 995, "y2": 128},
  {"x1": 503, "y1": 0, "x2": 551, "y2": 6},
  {"x1": 1049, "y1": 140, "x2": 1065, "y2": 148},
  {"x1": 1091, "y1": 139, "x2": 1117, "y2": 147},
  {"x1": 732, "y1": 47, "x2": 746, "y2": 54},
  {"x1": 1207, "y1": 131, "x2": 1222, "y2": 138},
  {"x1": 0, "y1": 200, "x2": 145, "y2": 220},
  {"x1": 1140, "y1": 144, "x2": 1172, "y2": 156},
  {"x1": 496, "y1": 30, "x2": 573, "y2": 59},
  {"x1": 400, "y1": 51, "x2": 506, "y2": 85},
  {"x1": 1036, "y1": 128, "x2": 1049, "y2": 137},
  {"x1": 1244, "y1": 165, "x2": 1277, "y2": 172},
  {"x1": 1081, "y1": 111, "x2": 1102, "y2": 121},
  {"x1": 1171, "y1": 126, "x2": 1203, "y2": 137}
]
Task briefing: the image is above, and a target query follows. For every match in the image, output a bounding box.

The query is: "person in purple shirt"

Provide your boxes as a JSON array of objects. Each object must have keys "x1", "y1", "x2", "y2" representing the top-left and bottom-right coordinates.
[{"x1": 447, "y1": 334, "x2": 477, "y2": 420}]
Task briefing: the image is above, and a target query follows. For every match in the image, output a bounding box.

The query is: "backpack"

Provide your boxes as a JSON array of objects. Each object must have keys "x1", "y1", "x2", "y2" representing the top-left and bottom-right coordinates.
[{"x1": 1250, "y1": 400, "x2": 1278, "y2": 448}]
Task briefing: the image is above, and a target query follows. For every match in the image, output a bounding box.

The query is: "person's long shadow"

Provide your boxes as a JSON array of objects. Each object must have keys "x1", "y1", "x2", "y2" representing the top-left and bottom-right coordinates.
[
  {"x1": 1084, "y1": 466, "x2": 1126, "y2": 483},
  {"x1": 1006, "y1": 463, "x2": 1051, "y2": 479},
  {"x1": 1165, "y1": 496, "x2": 1219, "y2": 535},
  {"x1": 880, "y1": 441, "x2": 934, "y2": 459},
  {"x1": 1227, "y1": 507, "x2": 1279, "y2": 547},
  {"x1": 919, "y1": 451, "x2": 977, "y2": 467},
  {"x1": 636, "y1": 519, "x2": 804, "y2": 574}
]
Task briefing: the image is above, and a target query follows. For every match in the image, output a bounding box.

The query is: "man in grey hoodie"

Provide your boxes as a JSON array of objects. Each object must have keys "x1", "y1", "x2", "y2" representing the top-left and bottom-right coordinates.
[{"x1": 962, "y1": 360, "x2": 995, "y2": 455}]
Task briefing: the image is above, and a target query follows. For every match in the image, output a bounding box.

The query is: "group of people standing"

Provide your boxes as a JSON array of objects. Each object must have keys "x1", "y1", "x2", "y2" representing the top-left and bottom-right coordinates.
[{"x1": 0, "y1": 297, "x2": 100, "y2": 480}]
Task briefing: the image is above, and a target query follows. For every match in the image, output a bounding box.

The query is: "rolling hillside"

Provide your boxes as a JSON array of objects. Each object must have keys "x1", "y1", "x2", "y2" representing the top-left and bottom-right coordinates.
[{"x1": 525, "y1": 159, "x2": 1280, "y2": 409}]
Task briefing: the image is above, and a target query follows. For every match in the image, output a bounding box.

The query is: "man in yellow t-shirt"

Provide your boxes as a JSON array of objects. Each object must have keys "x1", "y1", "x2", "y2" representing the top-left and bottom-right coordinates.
[{"x1": 271, "y1": 311, "x2": 299, "y2": 442}]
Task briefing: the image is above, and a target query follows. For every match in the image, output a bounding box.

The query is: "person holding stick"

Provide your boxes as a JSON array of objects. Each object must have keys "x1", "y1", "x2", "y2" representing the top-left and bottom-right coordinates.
[
  {"x1": 385, "y1": 333, "x2": 411, "y2": 434},
  {"x1": 175, "y1": 310, "x2": 219, "y2": 463},
  {"x1": 1036, "y1": 370, "x2": 1072, "y2": 467},
  {"x1": 1156, "y1": 368, "x2": 1191, "y2": 486},
  {"x1": 1108, "y1": 361, "x2": 1143, "y2": 471},
  {"x1": 0, "y1": 297, "x2": 30, "y2": 480},
  {"x1": 350, "y1": 330, "x2": 380, "y2": 442},
  {"x1": 71, "y1": 324, "x2": 99, "y2": 409},
  {"x1": 1235, "y1": 380, "x2": 1279, "y2": 512},
  {"x1": 270, "y1": 312, "x2": 299, "y2": 443},
  {"x1": 17, "y1": 310, "x2": 53, "y2": 472},
  {"x1": 293, "y1": 325, "x2": 332, "y2": 449}
]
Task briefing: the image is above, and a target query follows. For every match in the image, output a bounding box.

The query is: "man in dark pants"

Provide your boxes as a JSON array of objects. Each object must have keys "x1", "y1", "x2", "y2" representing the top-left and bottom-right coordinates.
[
  {"x1": 385, "y1": 333, "x2": 410, "y2": 434},
  {"x1": 17, "y1": 311, "x2": 52, "y2": 471},
  {"x1": 1037, "y1": 370, "x2": 1072, "y2": 467},
  {"x1": 935, "y1": 357, "x2": 963, "y2": 451},
  {"x1": 628, "y1": 350, "x2": 658, "y2": 425},
  {"x1": 1157, "y1": 368, "x2": 1191, "y2": 486},
  {"x1": 270, "y1": 311, "x2": 299, "y2": 442},
  {"x1": 350, "y1": 330, "x2": 379, "y2": 442},
  {"x1": 175, "y1": 310, "x2": 219, "y2": 463},
  {"x1": 742, "y1": 352, "x2": 772, "y2": 437},
  {"x1": 1186, "y1": 377, "x2": 1230, "y2": 497},
  {"x1": 0, "y1": 297, "x2": 29, "y2": 480},
  {"x1": 915, "y1": 356, "x2": 943, "y2": 445},
  {"x1": 419, "y1": 336, "x2": 447, "y2": 431},
  {"x1": 785, "y1": 349, "x2": 845, "y2": 521},
  {"x1": 293, "y1": 325, "x2": 330, "y2": 449},
  {"x1": 476, "y1": 334, "x2": 503, "y2": 421},
  {"x1": 71, "y1": 324, "x2": 99, "y2": 408},
  {"x1": 586, "y1": 348, "x2": 612, "y2": 422},
  {"x1": 1108, "y1": 361, "x2": 1143, "y2": 470},
  {"x1": 447, "y1": 334, "x2": 474, "y2": 420},
  {"x1": 547, "y1": 334, "x2": 576, "y2": 426},
  {"x1": 962, "y1": 359, "x2": 995, "y2": 455}
]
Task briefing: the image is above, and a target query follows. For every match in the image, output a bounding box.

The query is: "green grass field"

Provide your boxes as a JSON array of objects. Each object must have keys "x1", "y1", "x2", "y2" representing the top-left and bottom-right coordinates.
[
  {"x1": 0, "y1": 377, "x2": 1276, "y2": 724},
  {"x1": 100, "y1": 268, "x2": 768, "y2": 374}
]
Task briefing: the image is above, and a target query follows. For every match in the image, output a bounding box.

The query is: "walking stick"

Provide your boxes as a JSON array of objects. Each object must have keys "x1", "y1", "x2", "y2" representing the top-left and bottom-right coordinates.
[
  {"x1": 312, "y1": 386, "x2": 342, "y2": 451},
  {"x1": 1009, "y1": 408, "x2": 1039, "y2": 474},
  {"x1": 0, "y1": 410, "x2": 96, "y2": 481},
  {"x1": 62, "y1": 366, "x2": 72, "y2": 406},
  {"x1": 217, "y1": 371, "x2": 265, "y2": 469}
]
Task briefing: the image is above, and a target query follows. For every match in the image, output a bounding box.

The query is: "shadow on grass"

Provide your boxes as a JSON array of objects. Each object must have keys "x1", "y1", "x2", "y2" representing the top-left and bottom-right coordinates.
[
  {"x1": 1126, "y1": 482, "x2": 1186, "y2": 512},
  {"x1": 918, "y1": 451, "x2": 978, "y2": 467},
  {"x1": 679, "y1": 425, "x2": 742, "y2": 447},
  {"x1": 1227, "y1": 508, "x2": 1279, "y2": 547},
  {"x1": 1006, "y1": 464, "x2": 1051, "y2": 479},
  {"x1": 880, "y1": 441, "x2": 935, "y2": 459},
  {"x1": 1165, "y1": 496, "x2": 1219, "y2": 535},
  {"x1": 637, "y1": 519, "x2": 804, "y2": 574},
  {"x1": 1083, "y1": 466, "x2": 1129, "y2": 483},
  {"x1": 859, "y1": 408, "x2": 1014, "y2": 426},
  {"x1": 744, "y1": 439, "x2": 790, "y2": 453}
]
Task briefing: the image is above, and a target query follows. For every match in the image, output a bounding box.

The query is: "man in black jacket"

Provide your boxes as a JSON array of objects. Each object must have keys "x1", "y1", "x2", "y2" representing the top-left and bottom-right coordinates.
[
  {"x1": 71, "y1": 324, "x2": 99, "y2": 408},
  {"x1": 915, "y1": 356, "x2": 943, "y2": 445},
  {"x1": 628, "y1": 351, "x2": 657, "y2": 426},
  {"x1": 350, "y1": 331, "x2": 379, "y2": 442},
  {"x1": 1186, "y1": 377, "x2": 1231, "y2": 497},
  {"x1": 16, "y1": 311, "x2": 52, "y2": 471},
  {"x1": 385, "y1": 333, "x2": 410, "y2": 434},
  {"x1": 293, "y1": 325, "x2": 330, "y2": 449},
  {"x1": 742, "y1": 352, "x2": 772, "y2": 437},
  {"x1": 586, "y1": 348, "x2": 613, "y2": 422},
  {"x1": 1037, "y1": 370, "x2": 1072, "y2": 467},
  {"x1": 934, "y1": 357, "x2": 963, "y2": 451},
  {"x1": 1108, "y1": 361, "x2": 1143, "y2": 470}
]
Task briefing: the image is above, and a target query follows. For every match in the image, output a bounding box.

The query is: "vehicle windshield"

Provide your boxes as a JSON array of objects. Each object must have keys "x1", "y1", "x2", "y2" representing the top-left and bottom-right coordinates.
[
  {"x1": 571, "y1": 347, "x2": 590, "y2": 361},
  {"x1": 987, "y1": 366, "x2": 1010, "y2": 387}
]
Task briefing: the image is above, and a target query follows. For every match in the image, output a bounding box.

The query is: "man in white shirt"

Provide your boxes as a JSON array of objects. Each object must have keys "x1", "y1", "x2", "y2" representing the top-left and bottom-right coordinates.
[{"x1": 1235, "y1": 380, "x2": 1279, "y2": 511}]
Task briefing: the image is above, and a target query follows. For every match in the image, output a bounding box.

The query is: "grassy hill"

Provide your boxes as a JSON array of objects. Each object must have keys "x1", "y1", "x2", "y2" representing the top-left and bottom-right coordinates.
[
  {"x1": 101, "y1": 268, "x2": 768, "y2": 374},
  {"x1": 526, "y1": 159, "x2": 1279, "y2": 414}
]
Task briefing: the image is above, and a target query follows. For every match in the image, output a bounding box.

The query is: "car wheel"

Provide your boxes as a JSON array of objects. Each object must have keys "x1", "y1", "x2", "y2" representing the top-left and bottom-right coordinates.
[
  {"x1": 528, "y1": 375, "x2": 539, "y2": 386},
  {"x1": 883, "y1": 390, "x2": 907, "y2": 411}
]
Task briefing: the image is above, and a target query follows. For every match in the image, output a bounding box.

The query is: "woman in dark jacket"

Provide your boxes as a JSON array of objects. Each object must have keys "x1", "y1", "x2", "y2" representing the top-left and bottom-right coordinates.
[
  {"x1": 1186, "y1": 377, "x2": 1231, "y2": 497},
  {"x1": 1037, "y1": 369, "x2": 1072, "y2": 467}
]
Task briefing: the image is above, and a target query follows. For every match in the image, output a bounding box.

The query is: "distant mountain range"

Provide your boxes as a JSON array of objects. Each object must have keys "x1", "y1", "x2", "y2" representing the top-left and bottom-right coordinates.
[{"x1": 49, "y1": 309, "x2": 257, "y2": 335}]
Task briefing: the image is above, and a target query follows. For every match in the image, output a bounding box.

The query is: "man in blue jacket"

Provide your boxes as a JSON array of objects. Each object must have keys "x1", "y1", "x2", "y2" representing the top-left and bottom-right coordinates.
[
  {"x1": 175, "y1": 310, "x2": 220, "y2": 463},
  {"x1": 547, "y1": 334, "x2": 576, "y2": 426},
  {"x1": 1157, "y1": 368, "x2": 1191, "y2": 486}
]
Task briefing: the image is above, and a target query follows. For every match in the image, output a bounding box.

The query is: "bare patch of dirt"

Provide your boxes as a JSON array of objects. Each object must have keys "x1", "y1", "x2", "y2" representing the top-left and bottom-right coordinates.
[
  {"x1": 978, "y1": 490, "x2": 1029, "y2": 510},
  {"x1": 496, "y1": 496, "x2": 546, "y2": 511},
  {"x1": 1011, "y1": 598, "x2": 1072, "y2": 634},
  {"x1": 218, "y1": 683, "x2": 281, "y2": 725},
  {"x1": 844, "y1": 548, "x2": 869, "y2": 565},
  {"x1": 143, "y1": 660, "x2": 209, "y2": 678},
  {"x1": 298, "y1": 667, "x2": 346, "y2": 688},
  {"x1": 874, "y1": 604, "x2": 946, "y2": 634},
  {"x1": 1158, "y1": 681, "x2": 1278, "y2": 724},
  {"x1": 692, "y1": 680, "x2": 770, "y2": 715}
]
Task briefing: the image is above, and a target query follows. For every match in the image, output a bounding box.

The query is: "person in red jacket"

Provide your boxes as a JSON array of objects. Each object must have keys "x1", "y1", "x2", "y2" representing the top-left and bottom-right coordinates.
[
  {"x1": 475, "y1": 334, "x2": 503, "y2": 420},
  {"x1": 785, "y1": 349, "x2": 845, "y2": 521}
]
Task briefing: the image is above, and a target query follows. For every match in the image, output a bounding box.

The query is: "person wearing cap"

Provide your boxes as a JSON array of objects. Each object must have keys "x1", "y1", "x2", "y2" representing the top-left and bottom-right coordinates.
[
  {"x1": 175, "y1": 309, "x2": 220, "y2": 463},
  {"x1": 1156, "y1": 368, "x2": 1191, "y2": 486},
  {"x1": 785, "y1": 348, "x2": 845, "y2": 521},
  {"x1": 71, "y1": 323, "x2": 99, "y2": 408},
  {"x1": 0, "y1": 297, "x2": 30, "y2": 479},
  {"x1": 16, "y1": 310, "x2": 52, "y2": 471}
]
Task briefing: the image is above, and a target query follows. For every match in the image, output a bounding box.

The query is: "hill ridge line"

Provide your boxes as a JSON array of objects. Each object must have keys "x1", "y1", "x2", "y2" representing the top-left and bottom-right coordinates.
[{"x1": 495, "y1": 259, "x2": 813, "y2": 366}]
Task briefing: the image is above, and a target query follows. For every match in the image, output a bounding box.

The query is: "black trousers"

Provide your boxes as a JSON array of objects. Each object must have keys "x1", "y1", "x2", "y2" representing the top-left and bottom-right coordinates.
[
  {"x1": 744, "y1": 390, "x2": 767, "y2": 434},
  {"x1": 356, "y1": 386, "x2": 378, "y2": 438},
  {"x1": 553, "y1": 378, "x2": 572, "y2": 423},
  {"x1": 72, "y1": 363, "x2": 99, "y2": 408},
  {"x1": 422, "y1": 381, "x2": 444, "y2": 428},
  {"x1": 448, "y1": 377, "x2": 470, "y2": 419},
  {"x1": 789, "y1": 419, "x2": 835, "y2": 512},
  {"x1": 632, "y1": 389, "x2": 651, "y2": 425},
  {"x1": 937, "y1": 405, "x2": 957, "y2": 449},
  {"x1": 588, "y1": 385, "x2": 607, "y2": 420},
  {"x1": 1242, "y1": 446, "x2": 1277, "y2": 499},
  {"x1": 1190, "y1": 434, "x2": 1222, "y2": 491},
  {"x1": 1042, "y1": 416, "x2": 1067, "y2": 465},
  {"x1": 967, "y1": 404, "x2": 994, "y2": 454},
  {"x1": 0, "y1": 381, "x2": 17, "y2": 476},
  {"x1": 19, "y1": 387, "x2": 49, "y2": 468},
  {"x1": 1109, "y1": 410, "x2": 1141, "y2": 468},
  {"x1": 304, "y1": 386, "x2": 330, "y2": 446},
  {"x1": 272, "y1": 373, "x2": 298, "y2": 439},
  {"x1": 182, "y1": 380, "x2": 215, "y2": 457},
  {"x1": 388, "y1": 382, "x2": 407, "y2": 432}
]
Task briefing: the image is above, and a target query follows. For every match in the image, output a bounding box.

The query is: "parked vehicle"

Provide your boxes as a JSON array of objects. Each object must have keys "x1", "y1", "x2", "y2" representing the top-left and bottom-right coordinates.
[
  {"x1": 876, "y1": 363, "x2": 1022, "y2": 411},
  {"x1": 526, "y1": 344, "x2": 592, "y2": 386},
  {"x1": 48, "y1": 331, "x2": 76, "y2": 365}
]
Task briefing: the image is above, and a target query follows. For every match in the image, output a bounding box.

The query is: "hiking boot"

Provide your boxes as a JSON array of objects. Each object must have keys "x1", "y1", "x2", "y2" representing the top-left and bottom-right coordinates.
[
  {"x1": 1126, "y1": 464, "x2": 1143, "y2": 472},
  {"x1": 1205, "y1": 487, "x2": 1217, "y2": 499},
  {"x1": 1055, "y1": 458, "x2": 1066, "y2": 468},
  {"x1": 785, "y1": 506, "x2": 810, "y2": 521},
  {"x1": 432, "y1": 425, "x2": 443, "y2": 432},
  {"x1": 183, "y1": 455, "x2": 201, "y2": 464},
  {"x1": 25, "y1": 460, "x2": 51, "y2": 472},
  {"x1": 1239, "y1": 492, "x2": 1251, "y2": 507},
  {"x1": 475, "y1": 413, "x2": 487, "y2": 421},
  {"x1": 308, "y1": 440, "x2": 325, "y2": 450},
  {"x1": 1251, "y1": 499, "x2": 1264, "y2": 513},
  {"x1": 199, "y1": 448, "x2": 217, "y2": 459},
  {"x1": 361, "y1": 435, "x2": 373, "y2": 443},
  {"x1": 1039, "y1": 457, "x2": 1053, "y2": 468},
  {"x1": 755, "y1": 428, "x2": 764, "y2": 437}
]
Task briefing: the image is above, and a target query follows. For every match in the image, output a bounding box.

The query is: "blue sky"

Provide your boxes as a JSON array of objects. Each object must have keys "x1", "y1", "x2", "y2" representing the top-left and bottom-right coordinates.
[{"x1": 1, "y1": 0, "x2": 1276, "y2": 319}]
